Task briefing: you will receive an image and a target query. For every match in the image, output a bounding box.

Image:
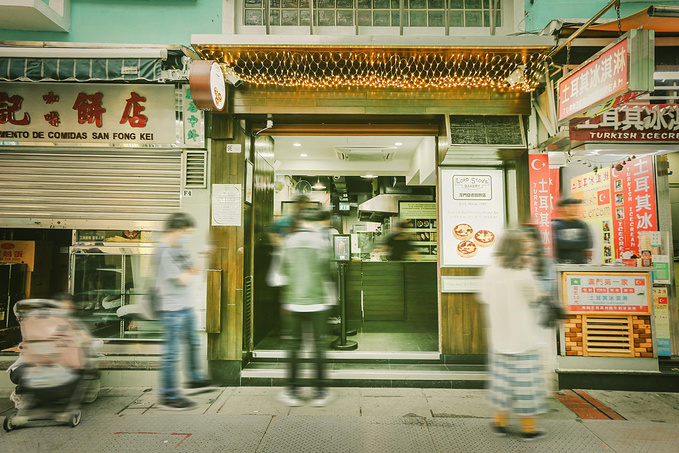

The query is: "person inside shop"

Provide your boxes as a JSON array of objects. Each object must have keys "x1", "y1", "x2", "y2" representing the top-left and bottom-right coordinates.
[
  {"x1": 156, "y1": 212, "x2": 212, "y2": 411},
  {"x1": 552, "y1": 197, "x2": 593, "y2": 264},
  {"x1": 278, "y1": 206, "x2": 335, "y2": 408},
  {"x1": 479, "y1": 229, "x2": 547, "y2": 441},
  {"x1": 378, "y1": 221, "x2": 421, "y2": 261}
]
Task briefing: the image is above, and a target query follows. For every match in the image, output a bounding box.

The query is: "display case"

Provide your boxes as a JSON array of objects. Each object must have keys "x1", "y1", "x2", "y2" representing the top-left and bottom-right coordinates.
[
  {"x1": 69, "y1": 243, "x2": 161, "y2": 340},
  {"x1": 399, "y1": 201, "x2": 437, "y2": 261}
]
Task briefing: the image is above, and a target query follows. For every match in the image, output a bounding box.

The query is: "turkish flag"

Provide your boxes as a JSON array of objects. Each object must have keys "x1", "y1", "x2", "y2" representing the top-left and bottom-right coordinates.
[{"x1": 597, "y1": 189, "x2": 610, "y2": 205}]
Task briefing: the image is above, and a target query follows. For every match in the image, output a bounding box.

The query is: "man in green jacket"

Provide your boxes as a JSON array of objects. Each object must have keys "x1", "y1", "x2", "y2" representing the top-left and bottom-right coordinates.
[{"x1": 278, "y1": 207, "x2": 335, "y2": 407}]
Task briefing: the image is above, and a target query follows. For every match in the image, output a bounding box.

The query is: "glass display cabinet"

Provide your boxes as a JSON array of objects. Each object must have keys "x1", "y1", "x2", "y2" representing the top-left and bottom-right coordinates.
[{"x1": 69, "y1": 243, "x2": 161, "y2": 340}]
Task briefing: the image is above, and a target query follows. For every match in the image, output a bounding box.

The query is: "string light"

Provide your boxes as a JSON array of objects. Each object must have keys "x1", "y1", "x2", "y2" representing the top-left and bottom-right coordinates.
[{"x1": 196, "y1": 46, "x2": 550, "y2": 92}]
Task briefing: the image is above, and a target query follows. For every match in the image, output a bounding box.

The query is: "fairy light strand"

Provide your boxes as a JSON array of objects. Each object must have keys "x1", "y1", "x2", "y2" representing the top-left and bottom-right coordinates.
[{"x1": 196, "y1": 48, "x2": 550, "y2": 92}]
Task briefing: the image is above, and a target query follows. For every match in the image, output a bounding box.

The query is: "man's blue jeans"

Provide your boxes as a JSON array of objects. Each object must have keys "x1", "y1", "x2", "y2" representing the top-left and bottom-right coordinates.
[{"x1": 160, "y1": 308, "x2": 205, "y2": 402}]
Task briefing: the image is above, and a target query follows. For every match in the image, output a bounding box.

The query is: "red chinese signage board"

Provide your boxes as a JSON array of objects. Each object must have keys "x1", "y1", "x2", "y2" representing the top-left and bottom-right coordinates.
[
  {"x1": 610, "y1": 156, "x2": 657, "y2": 259},
  {"x1": 569, "y1": 104, "x2": 679, "y2": 142},
  {"x1": 529, "y1": 154, "x2": 560, "y2": 256},
  {"x1": 558, "y1": 39, "x2": 629, "y2": 122}
]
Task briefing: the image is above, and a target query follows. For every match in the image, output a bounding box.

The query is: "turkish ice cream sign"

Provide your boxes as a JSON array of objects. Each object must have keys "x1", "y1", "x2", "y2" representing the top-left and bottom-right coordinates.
[
  {"x1": 563, "y1": 271, "x2": 651, "y2": 315},
  {"x1": 528, "y1": 154, "x2": 560, "y2": 257},
  {"x1": 557, "y1": 29, "x2": 654, "y2": 123},
  {"x1": 570, "y1": 104, "x2": 679, "y2": 142}
]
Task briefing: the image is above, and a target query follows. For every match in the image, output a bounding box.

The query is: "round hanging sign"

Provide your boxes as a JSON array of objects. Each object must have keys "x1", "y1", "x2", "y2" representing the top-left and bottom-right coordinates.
[{"x1": 189, "y1": 60, "x2": 227, "y2": 111}]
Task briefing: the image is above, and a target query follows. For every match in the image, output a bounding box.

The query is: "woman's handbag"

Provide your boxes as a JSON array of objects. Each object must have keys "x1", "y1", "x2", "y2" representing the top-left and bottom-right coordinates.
[{"x1": 538, "y1": 295, "x2": 566, "y2": 328}]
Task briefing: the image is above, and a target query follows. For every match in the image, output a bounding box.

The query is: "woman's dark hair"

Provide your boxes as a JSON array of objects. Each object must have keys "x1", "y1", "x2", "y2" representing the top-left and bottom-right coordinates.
[
  {"x1": 165, "y1": 212, "x2": 195, "y2": 232},
  {"x1": 522, "y1": 224, "x2": 548, "y2": 278}
]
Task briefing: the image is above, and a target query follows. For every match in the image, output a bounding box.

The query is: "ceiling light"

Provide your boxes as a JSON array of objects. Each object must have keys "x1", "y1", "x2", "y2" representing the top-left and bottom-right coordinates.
[
  {"x1": 300, "y1": 153, "x2": 308, "y2": 157},
  {"x1": 312, "y1": 178, "x2": 326, "y2": 190},
  {"x1": 293, "y1": 143, "x2": 301, "y2": 147},
  {"x1": 394, "y1": 142, "x2": 402, "y2": 146},
  {"x1": 361, "y1": 174, "x2": 376, "y2": 179}
]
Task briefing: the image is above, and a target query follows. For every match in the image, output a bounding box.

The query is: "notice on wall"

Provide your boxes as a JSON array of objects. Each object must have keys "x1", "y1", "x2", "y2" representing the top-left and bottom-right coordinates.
[
  {"x1": 0, "y1": 241, "x2": 35, "y2": 271},
  {"x1": 529, "y1": 154, "x2": 560, "y2": 257},
  {"x1": 440, "y1": 168, "x2": 505, "y2": 267},
  {"x1": 653, "y1": 286, "x2": 671, "y2": 356},
  {"x1": 211, "y1": 184, "x2": 242, "y2": 226},
  {"x1": 562, "y1": 271, "x2": 651, "y2": 315}
]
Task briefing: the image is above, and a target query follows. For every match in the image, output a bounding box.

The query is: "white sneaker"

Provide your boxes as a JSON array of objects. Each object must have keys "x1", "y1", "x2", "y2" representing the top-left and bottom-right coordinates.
[
  {"x1": 311, "y1": 390, "x2": 332, "y2": 407},
  {"x1": 278, "y1": 389, "x2": 303, "y2": 407}
]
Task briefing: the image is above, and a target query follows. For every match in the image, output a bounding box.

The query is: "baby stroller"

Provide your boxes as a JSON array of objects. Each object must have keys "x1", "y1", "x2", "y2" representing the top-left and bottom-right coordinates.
[{"x1": 3, "y1": 299, "x2": 101, "y2": 432}]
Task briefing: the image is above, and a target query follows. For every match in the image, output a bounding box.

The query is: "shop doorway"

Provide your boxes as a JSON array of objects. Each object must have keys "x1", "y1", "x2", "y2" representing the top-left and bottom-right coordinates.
[{"x1": 251, "y1": 131, "x2": 440, "y2": 354}]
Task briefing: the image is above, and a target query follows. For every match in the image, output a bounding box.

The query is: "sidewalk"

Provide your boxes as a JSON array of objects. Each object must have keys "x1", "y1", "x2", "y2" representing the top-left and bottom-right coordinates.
[{"x1": 1, "y1": 386, "x2": 678, "y2": 452}]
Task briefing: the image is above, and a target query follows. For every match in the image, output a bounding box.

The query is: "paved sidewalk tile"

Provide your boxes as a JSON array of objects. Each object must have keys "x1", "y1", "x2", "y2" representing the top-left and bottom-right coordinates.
[
  {"x1": 360, "y1": 395, "x2": 432, "y2": 418},
  {"x1": 583, "y1": 420, "x2": 679, "y2": 453},
  {"x1": 586, "y1": 390, "x2": 679, "y2": 424},
  {"x1": 424, "y1": 389, "x2": 490, "y2": 418},
  {"x1": 216, "y1": 393, "x2": 290, "y2": 416}
]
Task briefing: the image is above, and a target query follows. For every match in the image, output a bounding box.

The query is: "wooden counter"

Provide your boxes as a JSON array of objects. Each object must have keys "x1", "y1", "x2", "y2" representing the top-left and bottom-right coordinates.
[{"x1": 345, "y1": 261, "x2": 437, "y2": 322}]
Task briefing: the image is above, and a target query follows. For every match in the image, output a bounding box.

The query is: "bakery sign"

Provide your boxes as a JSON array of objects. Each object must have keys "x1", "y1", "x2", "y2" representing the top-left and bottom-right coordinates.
[
  {"x1": 0, "y1": 82, "x2": 197, "y2": 147},
  {"x1": 570, "y1": 104, "x2": 679, "y2": 142},
  {"x1": 440, "y1": 168, "x2": 505, "y2": 267},
  {"x1": 557, "y1": 29, "x2": 654, "y2": 123}
]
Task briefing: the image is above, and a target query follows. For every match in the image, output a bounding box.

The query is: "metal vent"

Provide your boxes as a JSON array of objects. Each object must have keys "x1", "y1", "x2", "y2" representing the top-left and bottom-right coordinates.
[
  {"x1": 335, "y1": 146, "x2": 395, "y2": 162},
  {"x1": 582, "y1": 315, "x2": 634, "y2": 357},
  {"x1": 184, "y1": 150, "x2": 207, "y2": 188},
  {"x1": 243, "y1": 275, "x2": 253, "y2": 350}
]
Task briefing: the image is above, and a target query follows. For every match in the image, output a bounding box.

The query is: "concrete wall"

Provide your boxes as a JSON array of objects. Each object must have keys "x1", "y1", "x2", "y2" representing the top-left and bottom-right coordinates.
[
  {"x1": 523, "y1": 1, "x2": 679, "y2": 34},
  {"x1": 0, "y1": 0, "x2": 222, "y2": 45}
]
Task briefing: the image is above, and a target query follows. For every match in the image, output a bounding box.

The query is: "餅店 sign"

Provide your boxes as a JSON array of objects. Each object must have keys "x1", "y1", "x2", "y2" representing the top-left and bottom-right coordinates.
[
  {"x1": 0, "y1": 82, "x2": 204, "y2": 148},
  {"x1": 557, "y1": 29, "x2": 655, "y2": 123}
]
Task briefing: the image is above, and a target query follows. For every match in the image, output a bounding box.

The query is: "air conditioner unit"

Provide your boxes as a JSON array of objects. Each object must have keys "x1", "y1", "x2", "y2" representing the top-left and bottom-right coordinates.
[{"x1": 334, "y1": 146, "x2": 396, "y2": 162}]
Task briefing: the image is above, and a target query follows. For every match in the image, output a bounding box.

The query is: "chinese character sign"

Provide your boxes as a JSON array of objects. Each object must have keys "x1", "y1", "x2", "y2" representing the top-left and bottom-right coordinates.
[
  {"x1": 0, "y1": 241, "x2": 35, "y2": 271},
  {"x1": 182, "y1": 85, "x2": 205, "y2": 149},
  {"x1": 528, "y1": 154, "x2": 559, "y2": 256},
  {"x1": 563, "y1": 271, "x2": 651, "y2": 315},
  {"x1": 0, "y1": 83, "x2": 177, "y2": 146},
  {"x1": 558, "y1": 39, "x2": 629, "y2": 121},
  {"x1": 610, "y1": 156, "x2": 657, "y2": 259},
  {"x1": 570, "y1": 104, "x2": 679, "y2": 142}
]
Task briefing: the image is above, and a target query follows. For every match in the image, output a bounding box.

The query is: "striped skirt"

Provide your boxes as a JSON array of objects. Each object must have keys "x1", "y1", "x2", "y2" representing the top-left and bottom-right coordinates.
[{"x1": 488, "y1": 351, "x2": 547, "y2": 416}]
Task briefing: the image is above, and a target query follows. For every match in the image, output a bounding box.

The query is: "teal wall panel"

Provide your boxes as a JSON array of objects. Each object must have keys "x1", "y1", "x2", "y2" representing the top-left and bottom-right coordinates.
[
  {"x1": 0, "y1": 0, "x2": 222, "y2": 46},
  {"x1": 524, "y1": 1, "x2": 679, "y2": 34}
]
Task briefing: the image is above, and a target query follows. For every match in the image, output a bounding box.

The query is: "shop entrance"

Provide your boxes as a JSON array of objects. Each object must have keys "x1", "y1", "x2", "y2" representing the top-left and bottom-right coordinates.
[{"x1": 251, "y1": 127, "x2": 440, "y2": 355}]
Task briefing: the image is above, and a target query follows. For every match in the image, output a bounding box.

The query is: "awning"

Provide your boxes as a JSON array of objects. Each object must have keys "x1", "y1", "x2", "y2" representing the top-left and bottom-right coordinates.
[
  {"x1": 0, "y1": 57, "x2": 163, "y2": 82},
  {"x1": 580, "y1": 6, "x2": 679, "y2": 34}
]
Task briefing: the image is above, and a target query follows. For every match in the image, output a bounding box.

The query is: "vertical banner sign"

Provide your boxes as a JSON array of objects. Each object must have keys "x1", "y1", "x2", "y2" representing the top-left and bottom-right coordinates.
[
  {"x1": 182, "y1": 85, "x2": 205, "y2": 149},
  {"x1": 570, "y1": 168, "x2": 614, "y2": 264},
  {"x1": 610, "y1": 156, "x2": 657, "y2": 259},
  {"x1": 528, "y1": 155, "x2": 558, "y2": 256},
  {"x1": 652, "y1": 287, "x2": 671, "y2": 356},
  {"x1": 440, "y1": 168, "x2": 505, "y2": 267}
]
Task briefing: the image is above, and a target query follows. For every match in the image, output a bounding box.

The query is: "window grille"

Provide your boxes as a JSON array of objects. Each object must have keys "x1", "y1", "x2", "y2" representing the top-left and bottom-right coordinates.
[{"x1": 243, "y1": 0, "x2": 502, "y2": 28}]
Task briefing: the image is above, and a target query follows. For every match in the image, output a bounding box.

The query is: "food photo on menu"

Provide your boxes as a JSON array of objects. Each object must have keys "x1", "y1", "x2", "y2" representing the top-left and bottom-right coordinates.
[{"x1": 452, "y1": 223, "x2": 497, "y2": 259}]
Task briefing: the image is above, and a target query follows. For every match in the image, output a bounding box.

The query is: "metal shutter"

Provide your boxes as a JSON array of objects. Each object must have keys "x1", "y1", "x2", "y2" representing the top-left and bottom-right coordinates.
[{"x1": 0, "y1": 148, "x2": 182, "y2": 230}]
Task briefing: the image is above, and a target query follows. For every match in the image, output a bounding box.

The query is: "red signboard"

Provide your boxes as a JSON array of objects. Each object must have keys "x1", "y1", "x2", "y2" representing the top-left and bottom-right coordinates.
[
  {"x1": 529, "y1": 154, "x2": 559, "y2": 257},
  {"x1": 558, "y1": 39, "x2": 629, "y2": 122},
  {"x1": 570, "y1": 104, "x2": 679, "y2": 142},
  {"x1": 610, "y1": 156, "x2": 657, "y2": 259}
]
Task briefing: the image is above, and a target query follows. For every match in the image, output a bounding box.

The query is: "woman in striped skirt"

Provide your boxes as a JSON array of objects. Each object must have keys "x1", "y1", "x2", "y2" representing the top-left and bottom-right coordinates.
[{"x1": 479, "y1": 229, "x2": 547, "y2": 441}]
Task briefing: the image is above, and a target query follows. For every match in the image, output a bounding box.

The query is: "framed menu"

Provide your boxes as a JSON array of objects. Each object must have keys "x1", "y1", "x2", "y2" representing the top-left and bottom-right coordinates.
[{"x1": 439, "y1": 168, "x2": 505, "y2": 267}]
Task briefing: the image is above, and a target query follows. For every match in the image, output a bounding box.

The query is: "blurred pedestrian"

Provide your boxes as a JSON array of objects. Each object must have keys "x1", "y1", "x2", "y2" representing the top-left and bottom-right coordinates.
[
  {"x1": 156, "y1": 213, "x2": 211, "y2": 411},
  {"x1": 379, "y1": 221, "x2": 420, "y2": 261},
  {"x1": 278, "y1": 207, "x2": 335, "y2": 407},
  {"x1": 553, "y1": 198, "x2": 592, "y2": 264},
  {"x1": 479, "y1": 229, "x2": 547, "y2": 441}
]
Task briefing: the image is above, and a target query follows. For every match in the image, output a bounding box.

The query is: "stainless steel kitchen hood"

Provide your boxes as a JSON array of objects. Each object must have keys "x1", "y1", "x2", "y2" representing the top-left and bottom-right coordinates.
[{"x1": 358, "y1": 194, "x2": 433, "y2": 223}]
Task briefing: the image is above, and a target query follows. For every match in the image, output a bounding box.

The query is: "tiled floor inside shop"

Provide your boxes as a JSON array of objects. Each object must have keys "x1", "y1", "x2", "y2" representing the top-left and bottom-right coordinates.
[{"x1": 254, "y1": 321, "x2": 439, "y2": 352}]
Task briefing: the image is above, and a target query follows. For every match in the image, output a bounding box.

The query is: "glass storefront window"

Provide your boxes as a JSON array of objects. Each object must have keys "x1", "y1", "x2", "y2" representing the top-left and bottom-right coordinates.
[{"x1": 71, "y1": 244, "x2": 161, "y2": 340}]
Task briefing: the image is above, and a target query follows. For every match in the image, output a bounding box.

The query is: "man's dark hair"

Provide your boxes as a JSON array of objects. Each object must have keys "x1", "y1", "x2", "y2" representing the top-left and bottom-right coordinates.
[{"x1": 165, "y1": 212, "x2": 195, "y2": 232}]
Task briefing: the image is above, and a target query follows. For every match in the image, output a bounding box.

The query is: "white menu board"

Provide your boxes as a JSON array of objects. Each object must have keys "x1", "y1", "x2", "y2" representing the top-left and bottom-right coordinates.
[
  {"x1": 563, "y1": 272, "x2": 651, "y2": 315},
  {"x1": 440, "y1": 168, "x2": 505, "y2": 267}
]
